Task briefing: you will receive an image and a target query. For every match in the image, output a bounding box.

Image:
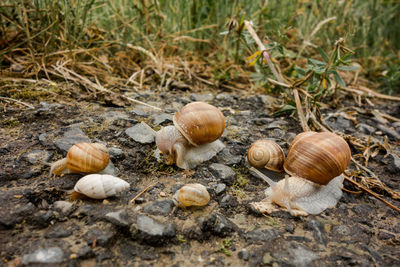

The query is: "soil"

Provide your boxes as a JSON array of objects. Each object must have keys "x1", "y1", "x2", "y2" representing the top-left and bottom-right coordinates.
[{"x1": 0, "y1": 81, "x2": 399, "y2": 267}]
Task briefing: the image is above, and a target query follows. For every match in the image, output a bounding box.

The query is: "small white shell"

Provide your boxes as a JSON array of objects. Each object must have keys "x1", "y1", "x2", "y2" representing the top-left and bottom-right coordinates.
[
  {"x1": 74, "y1": 174, "x2": 130, "y2": 199},
  {"x1": 173, "y1": 183, "x2": 210, "y2": 208}
]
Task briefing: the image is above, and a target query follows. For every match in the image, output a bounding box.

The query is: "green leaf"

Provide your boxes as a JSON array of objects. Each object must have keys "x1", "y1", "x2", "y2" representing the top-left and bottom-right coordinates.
[
  {"x1": 274, "y1": 104, "x2": 297, "y2": 115},
  {"x1": 317, "y1": 47, "x2": 329, "y2": 62},
  {"x1": 333, "y1": 71, "x2": 346, "y2": 87},
  {"x1": 337, "y1": 65, "x2": 359, "y2": 71},
  {"x1": 308, "y1": 58, "x2": 327, "y2": 66}
]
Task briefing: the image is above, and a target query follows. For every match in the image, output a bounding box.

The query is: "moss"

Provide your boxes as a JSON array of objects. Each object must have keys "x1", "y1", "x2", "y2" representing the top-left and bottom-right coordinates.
[
  {"x1": 1, "y1": 118, "x2": 20, "y2": 128},
  {"x1": 219, "y1": 238, "x2": 232, "y2": 256}
]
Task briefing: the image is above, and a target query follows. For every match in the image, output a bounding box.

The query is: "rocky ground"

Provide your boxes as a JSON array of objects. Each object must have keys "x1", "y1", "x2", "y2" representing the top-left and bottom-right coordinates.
[{"x1": 0, "y1": 83, "x2": 399, "y2": 266}]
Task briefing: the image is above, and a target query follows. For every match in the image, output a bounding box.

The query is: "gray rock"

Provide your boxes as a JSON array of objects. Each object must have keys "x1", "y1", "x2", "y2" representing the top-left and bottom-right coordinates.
[
  {"x1": 378, "y1": 230, "x2": 395, "y2": 240},
  {"x1": 356, "y1": 123, "x2": 375, "y2": 134},
  {"x1": 245, "y1": 229, "x2": 277, "y2": 244},
  {"x1": 252, "y1": 117, "x2": 274, "y2": 126},
  {"x1": 306, "y1": 219, "x2": 326, "y2": 245},
  {"x1": 98, "y1": 160, "x2": 119, "y2": 176},
  {"x1": 200, "y1": 213, "x2": 237, "y2": 237},
  {"x1": 217, "y1": 148, "x2": 242, "y2": 165},
  {"x1": 209, "y1": 163, "x2": 236, "y2": 185},
  {"x1": 142, "y1": 200, "x2": 175, "y2": 216},
  {"x1": 289, "y1": 244, "x2": 319, "y2": 267},
  {"x1": 386, "y1": 154, "x2": 400, "y2": 175},
  {"x1": 376, "y1": 124, "x2": 400, "y2": 140},
  {"x1": 238, "y1": 249, "x2": 249, "y2": 261},
  {"x1": 152, "y1": 113, "x2": 173, "y2": 125},
  {"x1": 108, "y1": 147, "x2": 124, "y2": 160},
  {"x1": 85, "y1": 225, "x2": 117, "y2": 246},
  {"x1": 189, "y1": 93, "x2": 214, "y2": 102},
  {"x1": 132, "y1": 215, "x2": 176, "y2": 245},
  {"x1": 125, "y1": 123, "x2": 155, "y2": 144},
  {"x1": 52, "y1": 201, "x2": 74, "y2": 215},
  {"x1": 220, "y1": 194, "x2": 238, "y2": 209},
  {"x1": 22, "y1": 247, "x2": 64, "y2": 265},
  {"x1": 54, "y1": 127, "x2": 91, "y2": 154},
  {"x1": 38, "y1": 133, "x2": 53, "y2": 147},
  {"x1": 22, "y1": 150, "x2": 53, "y2": 164},
  {"x1": 336, "y1": 116, "x2": 353, "y2": 132},
  {"x1": 215, "y1": 183, "x2": 226, "y2": 195},
  {"x1": 332, "y1": 225, "x2": 351, "y2": 236},
  {"x1": 45, "y1": 226, "x2": 73, "y2": 238},
  {"x1": 105, "y1": 209, "x2": 129, "y2": 227},
  {"x1": 32, "y1": 210, "x2": 54, "y2": 228}
]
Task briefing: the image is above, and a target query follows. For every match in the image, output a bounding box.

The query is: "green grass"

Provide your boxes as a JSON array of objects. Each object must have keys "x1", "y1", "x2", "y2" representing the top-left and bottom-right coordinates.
[{"x1": 0, "y1": 0, "x2": 399, "y2": 93}]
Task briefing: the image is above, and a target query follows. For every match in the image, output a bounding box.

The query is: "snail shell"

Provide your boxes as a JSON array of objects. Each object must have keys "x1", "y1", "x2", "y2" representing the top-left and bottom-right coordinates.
[
  {"x1": 247, "y1": 140, "x2": 285, "y2": 172},
  {"x1": 67, "y1": 143, "x2": 110, "y2": 173},
  {"x1": 284, "y1": 131, "x2": 351, "y2": 185},
  {"x1": 74, "y1": 174, "x2": 129, "y2": 199},
  {"x1": 173, "y1": 102, "x2": 225, "y2": 146},
  {"x1": 173, "y1": 183, "x2": 210, "y2": 208}
]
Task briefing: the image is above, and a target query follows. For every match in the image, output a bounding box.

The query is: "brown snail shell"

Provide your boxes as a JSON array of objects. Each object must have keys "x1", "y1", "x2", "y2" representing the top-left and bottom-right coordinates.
[
  {"x1": 173, "y1": 102, "x2": 225, "y2": 146},
  {"x1": 173, "y1": 183, "x2": 210, "y2": 208},
  {"x1": 247, "y1": 140, "x2": 285, "y2": 172},
  {"x1": 284, "y1": 131, "x2": 351, "y2": 185},
  {"x1": 66, "y1": 143, "x2": 109, "y2": 173}
]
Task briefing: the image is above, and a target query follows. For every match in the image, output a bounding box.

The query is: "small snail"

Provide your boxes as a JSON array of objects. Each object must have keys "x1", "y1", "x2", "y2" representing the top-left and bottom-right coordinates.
[
  {"x1": 50, "y1": 143, "x2": 110, "y2": 177},
  {"x1": 155, "y1": 102, "x2": 226, "y2": 169},
  {"x1": 247, "y1": 139, "x2": 285, "y2": 172},
  {"x1": 173, "y1": 183, "x2": 210, "y2": 208},
  {"x1": 250, "y1": 131, "x2": 351, "y2": 216},
  {"x1": 74, "y1": 174, "x2": 130, "y2": 199}
]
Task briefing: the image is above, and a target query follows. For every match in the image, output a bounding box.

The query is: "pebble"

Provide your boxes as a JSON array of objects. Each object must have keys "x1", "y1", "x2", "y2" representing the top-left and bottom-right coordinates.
[
  {"x1": 85, "y1": 224, "x2": 117, "y2": 246},
  {"x1": 52, "y1": 201, "x2": 74, "y2": 216},
  {"x1": 332, "y1": 225, "x2": 351, "y2": 236},
  {"x1": 289, "y1": 244, "x2": 319, "y2": 267},
  {"x1": 217, "y1": 148, "x2": 242, "y2": 165},
  {"x1": 22, "y1": 247, "x2": 64, "y2": 265},
  {"x1": 125, "y1": 123, "x2": 155, "y2": 144},
  {"x1": 376, "y1": 124, "x2": 400, "y2": 140},
  {"x1": 152, "y1": 113, "x2": 173, "y2": 125},
  {"x1": 104, "y1": 209, "x2": 129, "y2": 227},
  {"x1": 108, "y1": 147, "x2": 125, "y2": 160},
  {"x1": 141, "y1": 200, "x2": 175, "y2": 216},
  {"x1": 386, "y1": 154, "x2": 400, "y2": 175},
  {"x1": 45, "y1": 226, "x2": 73, "y2": 238},
  {"x1": 306, "y1": 219, "x2": 326, "y2": 246},
  {"x1": 238, "y1": 249, "x2": 249, "y2": 261},
  {"x1": 32, "y1": 210, "x2": 54, "y2": 228},
  {"x1": 54, "y1": 127, "x2": 91, "y2": 154},
  {"x1": 215, "y1": 183, "x2": 226, "y2": 195},
  {"x1": 245, "y1": 229, "x2": 277, "y2": 244},
  {"x1": 220, "y1": 195, "x2": 238, "y2": 209},
  {"x1": 200, "y1": 213, "x2": 237, "y2": 237},
  {"x1": 209, "y1": 163, "x2": 236, "y2": 185},
  {"x1": 38, "y1": 133, "x2": 53, "y2": 147},
  {"x1": 132, "y1": 215, "x2": 176, "y2": 245},
  {"x1": 22, "y1": 150, "x2": 53, "y2": 164},
  {"x1": 356, "y1": 123, "x2": 375, "y2": 134}
]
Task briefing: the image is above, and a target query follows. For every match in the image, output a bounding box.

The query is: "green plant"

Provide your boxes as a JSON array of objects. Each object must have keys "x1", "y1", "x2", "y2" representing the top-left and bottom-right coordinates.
[{"x1": 219, "y1": 238, "x2": 232, "y2": 256}]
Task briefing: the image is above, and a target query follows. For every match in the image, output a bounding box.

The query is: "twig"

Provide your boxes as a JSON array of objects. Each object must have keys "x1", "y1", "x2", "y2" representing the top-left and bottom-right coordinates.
[
  {"x1": 0, "y1": 96, "x2": 34, "y2": 109},
  {"x1": 345, "y1": 86, "x2": 400, "y2": 101},
  {"x1": 344, "y1": 176, "x2": 400, "y2": 213},
  {"x1": 129, "y1": 182, "x2": 157, "y2": 204}
]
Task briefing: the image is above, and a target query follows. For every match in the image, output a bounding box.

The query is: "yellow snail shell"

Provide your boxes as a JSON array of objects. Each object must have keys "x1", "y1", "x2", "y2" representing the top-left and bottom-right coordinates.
[
  {"x1": 50, "y1": 143, "x2": 110, "y2": 176},
  {"x1": 284, "y1": 131, "x2": 351, "y2": 185},
  {"x1": 173, "y1": 183, "x2": 210, "y2": 208},
  {"x1": 74, "y1": 174, "x2": 129, "y2": 199},
  {"x1": 247, "y1": 140, "x2": 285, "y2": 172}
]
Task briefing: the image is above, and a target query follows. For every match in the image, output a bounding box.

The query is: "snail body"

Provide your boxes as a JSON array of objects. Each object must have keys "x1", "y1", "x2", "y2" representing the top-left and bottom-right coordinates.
[
  {"x1": 247, "y1": 140, "x2": 285, "y2": 172},
  {"x1": 249, "y1": 131, "x2": 351, "y2": 216},
  {"x1": 173, "y1": 183, "x2": 210, "y2": 208},
  {"x1": 74, "y1": 174, "x2": 130, "y2": 199},
  {"x1": 155, "y1": 102, "x2": 226, "y2": 169}
]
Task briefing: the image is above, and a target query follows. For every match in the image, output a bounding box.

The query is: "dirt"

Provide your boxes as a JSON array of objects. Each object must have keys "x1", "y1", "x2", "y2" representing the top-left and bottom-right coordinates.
[{"x1": 0, "y1": 81, "x2": 399, "y2": 266}]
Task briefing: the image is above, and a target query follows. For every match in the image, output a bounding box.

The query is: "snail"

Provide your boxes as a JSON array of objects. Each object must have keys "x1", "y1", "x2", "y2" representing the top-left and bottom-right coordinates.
[
  {"x1": 173, "y1": 183, "x2": 210, "y2": 208},
  {"x1": 250, "y1": 131, "x2": 351, "y2": 216},
  {"x1": 247, "y1": 139, "x2": 285, "y2": 172},
  {"x1": 146, "y1": 101, "x2": 226, "y2": 169},
  {"x1": 49, "y1": 143, "x2": 110, "y2": 177},
  {"x1": 74, "y1": 174, "x2": 130, "y2": 199}
]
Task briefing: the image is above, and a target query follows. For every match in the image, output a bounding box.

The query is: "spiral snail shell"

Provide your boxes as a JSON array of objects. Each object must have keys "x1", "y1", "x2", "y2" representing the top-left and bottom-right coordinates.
[
  {"x1": 173, "y1": 183, "x2": 210, "y2": 208},
  {"x1": 247, "y1": 140, "x2": 285, "y2": 172},
  {"x1": 74, "y1": 174, "x2": 130, "y2": 199},
  {"x1": 50, "y1": 143, "x2": 110, "y2": 176}
]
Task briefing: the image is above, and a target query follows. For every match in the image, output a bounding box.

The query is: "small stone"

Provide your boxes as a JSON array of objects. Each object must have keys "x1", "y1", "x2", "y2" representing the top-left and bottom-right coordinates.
[
  {"x1": 220, "y1": 195, "x2": 238, "y2": 209},
  {"x1": 132, "y1": 215, "x2": 176, "y2": 245},
  {"x1": 285, "y1": 224, "x2": 295, "y2": 234},
  {"x1": 104, "y1": 209, "x2": 129, "y2": 227},
  {"x1": 32, "y1": 210, "x2": 54, "y2": 228},
  {"x1": 386, "y1": 154, "x2": 400, "y2": 175},
  {"x1": 152, "y1": 113, "x2": 173, "y2": 125},
  {"x1": 356, "y1": 123, "x2": 375, "y2": 134},
  {"x1": 215, "y1": 183, "x2": 226, "y2": 195},
  {"x1": 22, "y1": 150, "x2": 53, "y2": 164},
  {"x1": 142, "y1": 200, "x2": 175, "y2": 216},
  {"x1": 263, "y1": 253, "x2": 273, "y2": 264},
  {"x1": 98, "y1": 160, "x2": 119, "y2": 176},
  {"x1": 376, "y1": 124, "x2": 400, "y2": 140},
  {"x1": 200, "y1": 213, "x2": 237, "y2": 237},
  {"x1": 238, "y1": 249, "x2": 249, "y2": 261},
  {"x1": 332, "y1": 225, "x2": 350, "y2": 236},
  {"x1": 52, "y1": 201, "x2": 74, "y2": 215},
  {"x1": 54, "y1": 127, "x2": 91, "y2": 154},
  {"x1": 217, "y1": 148, "x2": 242, "y2": 165},
  {"x1": 245, "y1": 229, "x2": 277, "y2": 244},
  {"x1": 22, "y1": 247, "x2": 64, "y2": 265},
  {"x1": 108, "y1": 147, "x2": 124, "y2": 160},
  {"x1": 125, "y1": 123, "x2": 155, "y2": 144},
  {"x1": 45, "y1": 226, "x2": 73, "y2": 238},
  {"x1": 159, "y1": 192, "x2": 167, "y2": 197},
  {"x1": 378, "y1": 230, "x2": 395, "y2": 240},
  {"x1": 209, "y1": 163, "x2": 236, "y2": 185},
  {"x1": 290, "y1": 244, "x2": 319, "y2": 267},
  {"x1": 189, "y1": 93, "x2": 214, "y2": 102},
  {"x1": 85, "y1": 225, "x2": 117, "y2": 246},
  {"x1": 306, "y1": 219, "x2": 326, "y2": 245}
]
